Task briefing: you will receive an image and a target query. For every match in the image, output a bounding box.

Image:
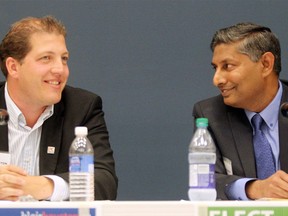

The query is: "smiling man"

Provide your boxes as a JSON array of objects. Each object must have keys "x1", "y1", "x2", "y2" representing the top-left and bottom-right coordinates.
[
  {"x1": 192, "y1": 23, "x2": 288, "y2": 200},
  {"x1": 0, "y1": 16, "x2": 117, "y2": 201}
]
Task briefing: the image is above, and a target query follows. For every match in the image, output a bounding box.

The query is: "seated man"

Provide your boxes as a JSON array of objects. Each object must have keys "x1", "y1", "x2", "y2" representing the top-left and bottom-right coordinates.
[
  {"x1": 0, "y1": 16, "x2": 118, "y2": 201},
  {"x1": 193, "y1": 22, "x2": 288, "y2": 200}
]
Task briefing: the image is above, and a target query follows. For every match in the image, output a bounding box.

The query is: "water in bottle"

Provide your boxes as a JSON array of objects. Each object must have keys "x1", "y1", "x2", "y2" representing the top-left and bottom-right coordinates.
[
  {"x1": 188, "y1": 118, "x2": 217, "y2": 201},
  {"x1": 69, "y1": 126, "x2": 94, "y2": 201}
]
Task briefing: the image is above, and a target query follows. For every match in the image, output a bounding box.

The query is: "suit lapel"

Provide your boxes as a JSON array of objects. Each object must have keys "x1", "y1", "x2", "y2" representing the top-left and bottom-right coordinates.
[
  {"x1": 227, "y1": 83, "x2": 288, "y2": 176},
  {"x1": 228, "y1": 109, "x2": 257, "y2": 177},
  {"x1": 279, "y1": 84, "x2": 288, "y2": 172},
  {"x1": 0, "y1": 81, "x2": 66, "y2": 173},
  {"x1": 0, "y1": 83, "x2": 8, "y2": 152},
  {"x1": 39, "y1": 102, "x2": 64, "y2": 175},
  {"x1": 0, "y1": 125, "x2": 8, "y2": 152}
]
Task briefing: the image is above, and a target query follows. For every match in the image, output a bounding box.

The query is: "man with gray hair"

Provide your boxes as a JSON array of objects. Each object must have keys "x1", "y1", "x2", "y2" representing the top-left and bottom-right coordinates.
[{"x1": 193, "y1": 22, "x2": 288, "y2": 200}]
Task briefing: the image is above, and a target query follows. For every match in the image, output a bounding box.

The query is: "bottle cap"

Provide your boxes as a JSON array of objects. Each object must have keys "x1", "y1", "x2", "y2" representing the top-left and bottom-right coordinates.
[
  {"x1": 75, "y1": 126, "x2": 88, "y2": 136},
  {"x1": 196, "y1": 118, "x2": 208, "y2": 127}
]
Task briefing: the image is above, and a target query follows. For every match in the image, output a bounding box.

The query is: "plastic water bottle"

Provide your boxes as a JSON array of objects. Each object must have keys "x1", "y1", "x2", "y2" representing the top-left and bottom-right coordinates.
[
  {"x1": 188, "y1": 118, "x2": 217, "y2": 201},
  {"x1": 69, "y1": 126, "x2": 94, "y2": 201}
]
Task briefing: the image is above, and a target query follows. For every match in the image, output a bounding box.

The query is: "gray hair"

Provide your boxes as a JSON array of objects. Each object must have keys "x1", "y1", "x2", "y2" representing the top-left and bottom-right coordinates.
[{"x1": 210, "y1": 22, "x2": 281, "y2": 75}]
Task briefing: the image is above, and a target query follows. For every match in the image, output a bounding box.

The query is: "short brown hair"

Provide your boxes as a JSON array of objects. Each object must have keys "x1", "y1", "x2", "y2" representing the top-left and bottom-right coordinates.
[{"x1": 0, "y1": 15, "x2": 67, "y2": 77}]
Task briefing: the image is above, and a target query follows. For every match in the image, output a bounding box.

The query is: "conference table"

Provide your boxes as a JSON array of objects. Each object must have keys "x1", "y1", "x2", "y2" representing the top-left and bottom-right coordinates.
[{"x1": 2, "y1": 199, "x2": 288, "y2": 216}]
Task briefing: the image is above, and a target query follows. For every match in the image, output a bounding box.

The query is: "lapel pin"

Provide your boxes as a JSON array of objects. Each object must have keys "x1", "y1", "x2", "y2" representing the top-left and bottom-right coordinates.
[{"x1": 47, "y1": 146, "x2": 55, "y2": 154}]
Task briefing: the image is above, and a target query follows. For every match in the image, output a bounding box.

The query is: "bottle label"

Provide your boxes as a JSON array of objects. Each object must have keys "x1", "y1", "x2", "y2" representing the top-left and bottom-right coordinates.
[
  {"x1": 69, "y1": 155, "x2": 94, "y2": 172},
  {"x1": 189, "y1": 164, "x2": 215, "y2": 189}
]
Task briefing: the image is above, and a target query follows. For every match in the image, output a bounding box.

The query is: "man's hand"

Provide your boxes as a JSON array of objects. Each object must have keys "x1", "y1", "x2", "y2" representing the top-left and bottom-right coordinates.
[
  {"x1": 246, "y1": 170, "x2": 288, "y2": 199},
  {"x1": 0, "y1": 165, "x2": 27, "y2": 201},
  {"x1": 0, "y1": 165, "x2": 54, "y2": 201},
  {"x1": 22, "y1": 175, "x2": 54, "y2": 200}
]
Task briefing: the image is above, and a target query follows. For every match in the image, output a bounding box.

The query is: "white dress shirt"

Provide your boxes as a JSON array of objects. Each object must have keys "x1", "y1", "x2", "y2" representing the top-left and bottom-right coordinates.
[{"x1": 5, "y1": 83, "x2": 69, "y2": 201}]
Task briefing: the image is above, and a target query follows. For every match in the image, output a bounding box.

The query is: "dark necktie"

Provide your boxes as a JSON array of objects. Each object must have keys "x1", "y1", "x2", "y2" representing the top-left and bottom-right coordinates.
[{"x1": 252, "y1": 113, "x2": 276, "y2": 179}]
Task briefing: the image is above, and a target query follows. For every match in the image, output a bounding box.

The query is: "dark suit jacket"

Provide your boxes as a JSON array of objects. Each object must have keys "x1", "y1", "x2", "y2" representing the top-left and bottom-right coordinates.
[
  {"x1": 192, "y1": 81, "x2": 288, "y2": 200},
  {"x1": 0, "y1": 81, "x2": 118, "y2": 200}
]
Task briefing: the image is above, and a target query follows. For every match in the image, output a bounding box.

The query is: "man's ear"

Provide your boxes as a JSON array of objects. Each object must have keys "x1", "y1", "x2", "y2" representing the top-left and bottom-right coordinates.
[
  {"x1": 6, "y1": 57, "x2": 20, "y2": 78},
  {"x1": 260, "y1": 52, "x2": 275, "y2": 77}
]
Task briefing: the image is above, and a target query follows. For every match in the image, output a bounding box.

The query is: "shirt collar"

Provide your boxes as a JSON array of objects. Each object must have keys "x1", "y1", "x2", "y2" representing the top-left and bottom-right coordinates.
[
  {"x1": 245, "y1": 81, "x2": 282, "y2": 130},
  {"x1": 4, "y1": 82, "x2": 54, "y2": 129}
]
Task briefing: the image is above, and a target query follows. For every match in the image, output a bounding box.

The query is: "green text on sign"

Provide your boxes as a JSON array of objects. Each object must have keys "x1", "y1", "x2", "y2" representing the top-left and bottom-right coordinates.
[{"x1": 208, "y1": 206, "x2": 288, "y2": 216}]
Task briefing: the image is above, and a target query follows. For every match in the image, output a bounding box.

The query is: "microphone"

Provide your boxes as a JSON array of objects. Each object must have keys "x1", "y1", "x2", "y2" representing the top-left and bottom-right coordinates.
[
  {"x1": 280, "y1": 102, "x2": 288, "y2": 118},
  {"x1": 0, "y1": 109, "x2": 9, "y2": 125}
]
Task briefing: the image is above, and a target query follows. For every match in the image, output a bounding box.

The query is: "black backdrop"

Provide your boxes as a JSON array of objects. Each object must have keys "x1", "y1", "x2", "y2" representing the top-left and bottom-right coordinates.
[{"x1": 1, "y1": 0, "x2": 288, "y2": 200}]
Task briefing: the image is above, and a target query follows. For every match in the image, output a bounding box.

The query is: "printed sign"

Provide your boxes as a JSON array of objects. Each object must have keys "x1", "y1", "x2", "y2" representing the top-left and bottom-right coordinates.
[
  {"x1": 208, "y1": 206, "x2": 288, "y2": 216},
  {"x1": 0, "y1": 208, "x2": 96, "y2": 216}
]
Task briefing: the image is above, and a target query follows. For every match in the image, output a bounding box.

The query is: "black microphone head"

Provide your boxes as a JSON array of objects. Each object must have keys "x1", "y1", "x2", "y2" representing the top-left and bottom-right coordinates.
[
  {"x1": 0, "y1": 109, "x2": 9, "y2": 125},
  {"x1": 280, "y1": 102, "x2": 288, "y2": 118}
]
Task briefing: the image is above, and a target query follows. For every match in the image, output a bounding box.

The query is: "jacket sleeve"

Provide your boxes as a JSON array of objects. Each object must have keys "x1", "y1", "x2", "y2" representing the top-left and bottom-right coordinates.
[
  {"x1": 84, "y1": 95, "x2": 118, "y2": 200},
  {"x1": 41, "y1": 87, "x2": 118, "y2": 200},
  {"x1": 192, "y1": 99, "x2": 246, "y2": 200}
]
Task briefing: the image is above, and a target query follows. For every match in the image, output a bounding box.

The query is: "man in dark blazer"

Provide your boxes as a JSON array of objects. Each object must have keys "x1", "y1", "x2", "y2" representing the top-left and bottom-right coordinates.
[
  {"x1": 193, "y1": 22, "x2": 288, "y2": 200},
  {"x1": 0, "y1": 16, "x2": 117, "y2": 201}
]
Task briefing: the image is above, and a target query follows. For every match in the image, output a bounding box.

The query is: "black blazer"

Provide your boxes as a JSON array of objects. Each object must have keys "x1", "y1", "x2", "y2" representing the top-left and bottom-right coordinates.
[
  {"x1": 192, "y1": 81, "x2": 288, "y2": 200},
  {"x1": 0, "y1": 82, "x2": 118, "y2": 200}
]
